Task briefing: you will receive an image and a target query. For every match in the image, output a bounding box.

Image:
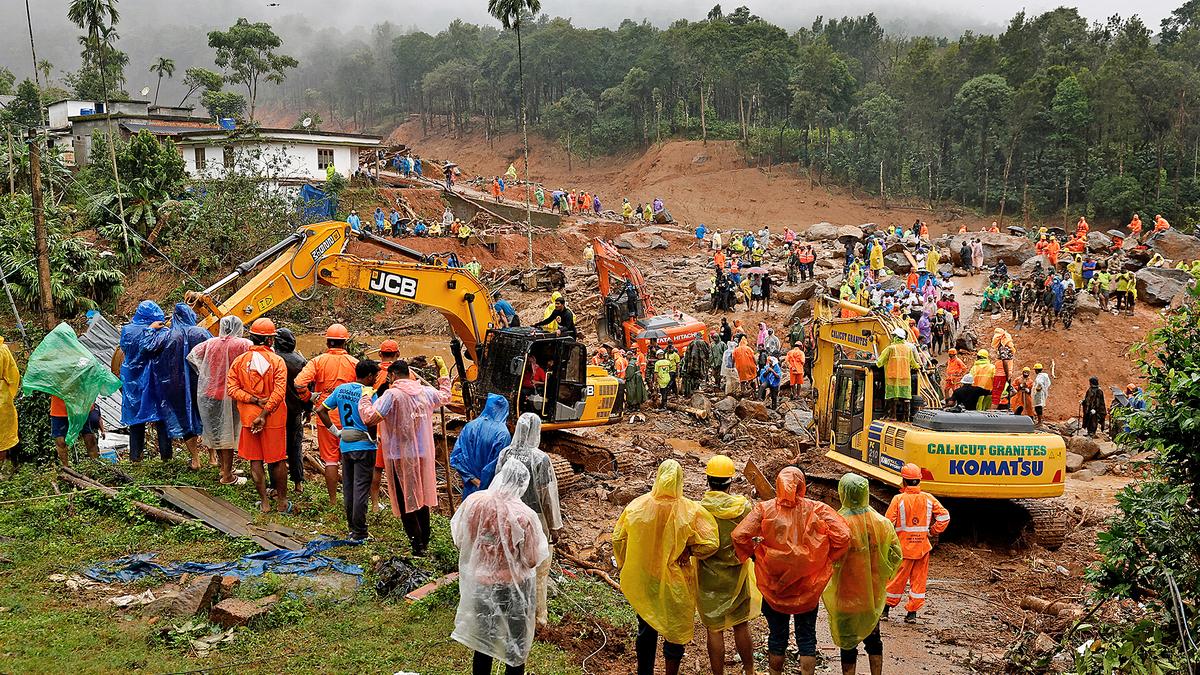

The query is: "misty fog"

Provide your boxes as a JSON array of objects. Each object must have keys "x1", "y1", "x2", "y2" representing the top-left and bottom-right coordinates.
[{"x1": 3, "y1": 0, "x2": 1182, "y2": 105}]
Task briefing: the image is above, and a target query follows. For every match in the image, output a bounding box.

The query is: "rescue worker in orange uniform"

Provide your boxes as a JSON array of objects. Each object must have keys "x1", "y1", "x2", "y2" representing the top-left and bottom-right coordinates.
[
  {"x1": 1128, "y1": 213, "x2": 1142, "y2": 237},
  {"x1": 1075, "y1": 216, "x2": 1089, "y2": 237},
  {"x1": 884, "y1": 463, "x2": 950, "y2": 623},
  {"x1": 1153, "y1": 214, "x2": 1170, "y2": 233},
  {"x1": 1047, "y1": 236, "x2": 1061, "y2": 268},
  {"x1": 942, "y1": 348, "x2": 968, "y2": 404},
  {"x1": 294, "y1": 323, "x2": 359, "y2": 505},
  {"x1": 785, "y1": 342, "x2": 806, "y2": 399},
  {"x1": 226, "y1": 319, "x2": 291, "y2": 513}
]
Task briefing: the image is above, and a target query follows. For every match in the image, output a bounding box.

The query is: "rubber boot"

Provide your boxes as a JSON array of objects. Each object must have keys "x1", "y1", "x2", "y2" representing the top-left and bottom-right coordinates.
[
  {"x1": 881, "y1": 605, "x2": 890, "y2": 619},
  {"x1": 904, "y1": 611, "x2": 918, "y2": 624},
  {"x1": 665, "y1": 658, "x2": 682, "y2": 675}
]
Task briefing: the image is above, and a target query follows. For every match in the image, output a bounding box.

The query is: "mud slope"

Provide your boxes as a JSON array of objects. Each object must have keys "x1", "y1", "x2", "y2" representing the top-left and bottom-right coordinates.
[{"x1": 387, "y1": 118, "x2": 1000, "y2": 235}]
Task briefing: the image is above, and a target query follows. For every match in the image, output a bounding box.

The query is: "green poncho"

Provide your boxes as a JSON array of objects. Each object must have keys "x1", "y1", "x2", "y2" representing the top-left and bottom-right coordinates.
[
  {"x1": 22, "y1": 323, "x2": 121, "y2": 444},
  {"x1": 697, "y1": 491, "x2": 761, "y2": 630},
  {"x1": 822, "y1": 474, "x2": 902, "y2": 649},
  {"x1": 623, "y1": 361, "x2": 647, "y2": 407}
]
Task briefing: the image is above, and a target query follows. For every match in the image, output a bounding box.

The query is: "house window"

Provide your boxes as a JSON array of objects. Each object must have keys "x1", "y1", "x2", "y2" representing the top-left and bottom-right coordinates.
[
  {"x1": 317, "y1": 148, "x2": 335, "y2": 170},
  {"x1": 223, "y1": 146, "x2": 235, "y2": 169},
  {"x1": 194, "y1": 148, "x2": 206, "y2": 171}
]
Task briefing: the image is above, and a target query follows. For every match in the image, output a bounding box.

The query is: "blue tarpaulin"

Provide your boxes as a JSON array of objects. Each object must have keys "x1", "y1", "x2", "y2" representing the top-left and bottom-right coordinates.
[
  {"x1": 83, "y1": 538, "x2": 363, "y2": 583},
  {"x1": 298, "y1": 183, "x2": 335, "y2": 223}
]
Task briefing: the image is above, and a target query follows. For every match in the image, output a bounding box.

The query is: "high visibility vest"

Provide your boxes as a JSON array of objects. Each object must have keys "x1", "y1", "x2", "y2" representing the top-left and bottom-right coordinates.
[
  {"x1": 884, "y1": 342, "x2": 913, "y2": 384},
  {"x1": 890, "y1": 491, "x2": 950, "y2": 558}
]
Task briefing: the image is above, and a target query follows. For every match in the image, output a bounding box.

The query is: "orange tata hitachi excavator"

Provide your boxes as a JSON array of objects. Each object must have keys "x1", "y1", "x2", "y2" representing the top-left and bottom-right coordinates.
[
  {"x1": 181, "y1": 221, "x2": 623, "y2": 430},
  {"x1": 591, "y1": 238, "x2": 707, "y2": 354}
]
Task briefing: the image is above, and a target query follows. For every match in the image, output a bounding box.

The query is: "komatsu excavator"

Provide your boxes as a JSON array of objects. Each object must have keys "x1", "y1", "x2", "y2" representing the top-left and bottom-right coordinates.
[
  {"x1": 807, "y1": 295, "x2": 1069, "y2": 549},
  {"x1": 591, "y1": 238, "x2": 707, "y2": 354},
  {"x1": 182, "y1": 221, "x2": 623, "y2": 431}
]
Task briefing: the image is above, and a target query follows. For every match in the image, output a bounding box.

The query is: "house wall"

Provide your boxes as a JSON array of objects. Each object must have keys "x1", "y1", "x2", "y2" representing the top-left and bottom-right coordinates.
[
  {"x1": 49, "y1": 101, "x2": 96, "y2": 129},
  {"x1": 180, "y1": 141, "x2": 357, "y2": 181}
]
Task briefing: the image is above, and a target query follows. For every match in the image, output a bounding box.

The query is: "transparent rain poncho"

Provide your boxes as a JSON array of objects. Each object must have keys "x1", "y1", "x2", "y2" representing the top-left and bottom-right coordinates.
[
  {"x1": 187, "y1": 316, "x2": 251, "y2": 449},
  {"x1": 697, "y1": 490, "x2": 762, "y2": 630},
  {"x1": 359, "y1": 376, "x2": 452, "y2": 515},
  {"x1": 612, "y1": 459, "x2": 719, "y2": 645},
  {"x1": 451, "y1": 461, "x2": 549, "y2": 667},
  {"x1": 495, "y1": 412, "x2": 562, "y2": 537},
  {"x1": 822, "y1": 473, "x2": 902, "y2": 649},
  {"x1": 731, "y1": 467, "x2": 851, "y2": 614}
]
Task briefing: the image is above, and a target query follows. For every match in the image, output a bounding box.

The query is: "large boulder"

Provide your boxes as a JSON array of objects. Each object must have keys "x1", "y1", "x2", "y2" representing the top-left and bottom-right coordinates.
[
  {"x1": 1018, "y1": 256, "x2": 1045, "y2": 279},
  {"x1": 1086, "y1": 231, "x2": 1111, "y2": 252},
  {"x1": 1075, "y1": 290, "x2": 1101, "y2": 319},
  {"x1": 614, "y1": 230, "x2": 669, "y2": 250},
  {"x1": 786, "y1": 299, "x2": 812, "y2": 324},
  {"x1": 1065, "y1": 452, "x2": 1085, "y2": 472},
  {"x1": 1068, "y1": 435, "x2": 1101, "y2": 462},
  {"x1": 883, "y1": 243, "x2": 914, "y2": 274},
  {"x1": 1135, "y1": 267, "x2": 1192, "y2": 306},
  {"x1": 878, "y1": 273, "x2": 906, "y2": 292},
  {"x1": 805, "y1": 222, "x2": 863, "y2": 242},
  {"x1": 783, "y1": 409, "x2": 814, "y2": 436},
  {"x1": 938, "y1": 232, "x2": 1037, "y2": 266},
  {"x1": 734, "y1": 399, "x2": 771, "y2": 421},
  {"x1": 774, "y1": 282, "x2": 818, "y2": 306},
  {"x1": 1148, "y1": 228, "x2": 1200, "y2": 263}
]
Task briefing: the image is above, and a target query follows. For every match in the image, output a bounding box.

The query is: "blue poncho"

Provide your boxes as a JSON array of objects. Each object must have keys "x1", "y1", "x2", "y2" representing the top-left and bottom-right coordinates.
[
  {"x1": 450, "y1": 393, "x2": 512, "y2": 499},
  {"x1": 119, "y1": 301, "x2": 167, "y2": 426},
  {"x1": 150, "y1": 303, "x2": 211, "y2": 439}
]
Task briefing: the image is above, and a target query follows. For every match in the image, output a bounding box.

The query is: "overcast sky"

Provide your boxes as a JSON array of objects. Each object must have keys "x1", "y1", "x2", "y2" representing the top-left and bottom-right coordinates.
[{"x1": 3, "y1": 0, "x2": 1183, "y2": 99}]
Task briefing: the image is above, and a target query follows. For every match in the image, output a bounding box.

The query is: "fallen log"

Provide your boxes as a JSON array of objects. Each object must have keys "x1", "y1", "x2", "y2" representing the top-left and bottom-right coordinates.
[
  {"x1": 666, "y1": 402, "x2": 709, "y2": 420},
  {"x1": 58, "y1": 468, "x2": 193, "y2": 526},
  {"x1": 1020, "y1": 595, "x2": 1083, "y2": 619},
  {"x1": 558, "y1": 549, "x2": 621, "y2": 591}
]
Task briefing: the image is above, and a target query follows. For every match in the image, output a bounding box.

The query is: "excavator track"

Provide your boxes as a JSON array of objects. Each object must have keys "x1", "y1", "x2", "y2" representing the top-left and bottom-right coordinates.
[
  {"x1": 547, "y1": 453, "x2": 580, "y2": 492},
  {"x1": 1013, "y1": 498, "x2": 1069, "y2": 551}
]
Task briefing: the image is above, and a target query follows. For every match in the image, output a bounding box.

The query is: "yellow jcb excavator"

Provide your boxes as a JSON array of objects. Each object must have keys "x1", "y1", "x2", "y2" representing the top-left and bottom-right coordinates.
[
  {"x1": 182, "y1": 221, "x2": 623, "y2": 431},
  {"x1": 807, "y1": 296, "x2": 1069, "y2": 549}
]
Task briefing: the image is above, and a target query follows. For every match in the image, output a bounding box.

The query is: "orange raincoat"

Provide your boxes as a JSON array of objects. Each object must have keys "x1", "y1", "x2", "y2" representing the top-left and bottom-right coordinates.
[
  {"x1": 731, "y1": 468, "x2": 851, "y2": 614},
  {"x1": 732, "y1": 341, "x2": 757, "y2": 382}
]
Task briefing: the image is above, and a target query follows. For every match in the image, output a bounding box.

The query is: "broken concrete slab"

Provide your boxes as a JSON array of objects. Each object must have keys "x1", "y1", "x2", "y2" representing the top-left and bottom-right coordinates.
[{"x1": 209, "y1": 595, "x2": 278, "y2": 628}]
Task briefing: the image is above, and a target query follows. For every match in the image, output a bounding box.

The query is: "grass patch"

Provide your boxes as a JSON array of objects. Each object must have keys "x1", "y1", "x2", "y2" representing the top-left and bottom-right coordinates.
[
  {"x1": 549, "y1": 575, "x2": 637, "y2": 631},
  {"x1": 0, "y1": 461, "x2": 585, "y2": 673}
]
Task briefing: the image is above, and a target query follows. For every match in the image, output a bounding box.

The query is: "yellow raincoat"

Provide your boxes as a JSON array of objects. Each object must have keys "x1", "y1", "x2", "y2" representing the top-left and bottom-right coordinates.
[
  {"x1": 875, "y1": 338, "x2": 918, "y2": 400},
  {"x1": 822, "y1": 474, "x2": 902, "y2": 649},
  {"x1": 697, "y1": 491, "x2": 762, "y2": 630},
  {"x1": 869, "y1": 243, "x2": 884, "y2": 271},
  {"x1": 926, "y1": 248, "x2": 941, "y2": 275},
  {"x1": 612, "y1": 460, "x2": 719, "y2": 644},
  {"x1": 542, "y1": 292, "x2": 562, "y2": 332},
  {"x1": 0, "y1": 337, "x2": 19, "y2": 452}
]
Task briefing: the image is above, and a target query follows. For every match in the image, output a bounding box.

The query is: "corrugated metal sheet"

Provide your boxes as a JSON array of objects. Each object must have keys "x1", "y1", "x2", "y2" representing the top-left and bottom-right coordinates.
[{"x1": 79, "y1": 313, "x2": 124, "y2": 430}]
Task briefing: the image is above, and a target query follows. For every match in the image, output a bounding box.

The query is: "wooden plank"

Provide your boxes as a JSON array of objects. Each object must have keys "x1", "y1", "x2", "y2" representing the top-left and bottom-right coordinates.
[
  {"x1": 181, "y1": 487, "x2": 257, "y2": 528},
  {"x1": 159, "y1": 487, "x2": 250, "y2": 538},
  {"x1": 743, "y1": 459, "x2": 776, "y2": 500}
]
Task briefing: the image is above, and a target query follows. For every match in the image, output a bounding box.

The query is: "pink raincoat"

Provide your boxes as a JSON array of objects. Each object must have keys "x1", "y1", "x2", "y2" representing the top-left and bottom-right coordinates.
[{"x1": 360, "y1": 376, "x2": 452, "y2": 515}]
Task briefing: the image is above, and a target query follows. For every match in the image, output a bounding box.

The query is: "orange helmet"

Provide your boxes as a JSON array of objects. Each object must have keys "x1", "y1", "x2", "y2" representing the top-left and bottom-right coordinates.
[
  {"x1": 900, "y1": 463, "x2": 922, "y2": 480},
  {"x1": 325, "y1": 323, "x2": 350, "y2": 339},
  {"x1": 248, "y1": 318, "x2": 277, "y2": 336},
  {"x1": 379, "y1": 339, "x2": 400, "y2": 354}
]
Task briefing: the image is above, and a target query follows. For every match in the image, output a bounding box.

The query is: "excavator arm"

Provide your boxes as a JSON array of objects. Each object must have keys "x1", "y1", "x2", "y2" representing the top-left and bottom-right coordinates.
[
  {"x1": 313, "y1": 255, "x2": 496, "y2": 361},
  {"x1": 186, "y1": 221, "x2": 440, "y2": 333},
  {"x1": 591, "y1": 238, "x2": 657, "y2": 316}
]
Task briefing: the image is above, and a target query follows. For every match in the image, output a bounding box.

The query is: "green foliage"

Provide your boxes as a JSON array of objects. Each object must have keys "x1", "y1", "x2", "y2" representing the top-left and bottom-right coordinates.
[
  {"x1": 207, "y1": 18, "x2": 299, "y2": 120},
  {"x1": 0, "y1": 194, "x2": 125, "y2": 316},
  {"x1": 292, "y1": 111, "x2": 323, "y2": 130},
  {"x1": 12, "y1": 389, "x2": 53, "y2": 466},
  {"x1": 178, "y1": 67, "x2": 224, "y2": 107},
  {"x1": 84, "y1": 131, "x2": 187, "y2": 265},
  {"x1": 0, "y1": 80, "x2": 44, "y2": 130},
  {"x1": 1081, "y1": 292, "x2": 1200, "y2": 670},
  {"x1": 548, "y1": 576, "x2": 636, "y2": 630},
  {"x1": 200, "y1": 90, "x2": 247, "y2": 120},
  {"x1": 0, "y1": 67, "x2": 14, "y2": 95}
]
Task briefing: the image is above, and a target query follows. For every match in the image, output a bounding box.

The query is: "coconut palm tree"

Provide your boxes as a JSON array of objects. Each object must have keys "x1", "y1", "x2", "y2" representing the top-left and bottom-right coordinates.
[
  {"x1": 149, "y1": 57, "x2": 175, "y2": 106},
  {"x1": 68, "y1": 0, "x2": 128, "y2": 243},
  {"x1": 486, "y1": 0, "x2": 541, "y2": 264},
  {"x1": 36, "y1": 60, "x2": 53, "y2": 86}
]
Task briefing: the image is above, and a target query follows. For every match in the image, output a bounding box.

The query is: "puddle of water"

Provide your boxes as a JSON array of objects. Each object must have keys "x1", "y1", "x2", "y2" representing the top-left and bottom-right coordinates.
[
  {"x1": 665, "y1": 437, "x2": 709, "y2": 456},
  {"x1": 294, "y1": 333, "x2": 453, "y2": 363}
]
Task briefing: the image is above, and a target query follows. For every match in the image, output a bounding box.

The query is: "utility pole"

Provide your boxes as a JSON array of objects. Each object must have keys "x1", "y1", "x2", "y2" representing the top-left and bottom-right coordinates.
[{"x1": 27, "y1": 132, "x2": 55, "y2": 330}]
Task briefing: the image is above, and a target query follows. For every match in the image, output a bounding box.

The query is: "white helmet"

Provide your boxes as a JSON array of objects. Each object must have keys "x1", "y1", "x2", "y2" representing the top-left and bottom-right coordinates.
[{"x1": 892, "y1": 327, "x2": 907, "y2": 339}]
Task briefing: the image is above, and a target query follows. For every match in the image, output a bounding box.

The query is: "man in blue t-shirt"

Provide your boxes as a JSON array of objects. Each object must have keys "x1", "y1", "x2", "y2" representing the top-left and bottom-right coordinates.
[
  {"x1": 493, "y1": 290, "x2": 520, "y2": 327},
  {"x1": 316, "y1": 359, "x2": 380, "y2": 540}
]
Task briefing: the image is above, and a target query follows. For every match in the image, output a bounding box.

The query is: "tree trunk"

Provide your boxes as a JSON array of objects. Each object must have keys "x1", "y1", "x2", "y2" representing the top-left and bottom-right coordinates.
[
  {"x1": 998, "y1": 136, "x2": 1016, "y2": 226},
  {"x1": 566, "y1": 128, "x2": 572, "y2": 174},
  {"x1": 28, "y1": 135, "x2": 56, "y2": 330},
  {"x1": 699, "y1": 81, "x2": 708, "y2": 145},
  {"x1": 518, "y1": 22, "x2": 533, "y2": 265}
]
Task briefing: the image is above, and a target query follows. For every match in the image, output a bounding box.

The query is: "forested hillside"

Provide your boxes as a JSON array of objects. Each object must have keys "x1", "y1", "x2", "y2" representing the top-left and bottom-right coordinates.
[{"x1": 277, "y1": 3, "x2": 1200, "y2": 224}]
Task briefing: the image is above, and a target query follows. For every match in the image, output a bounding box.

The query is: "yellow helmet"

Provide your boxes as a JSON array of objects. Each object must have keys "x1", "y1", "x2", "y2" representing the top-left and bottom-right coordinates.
[
  {"x1": 706, "y1": 455, "x2": 736, "y2": 479},
  {"x1": 977, "y1": 349, "x2": 989, "y2": 358}
]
